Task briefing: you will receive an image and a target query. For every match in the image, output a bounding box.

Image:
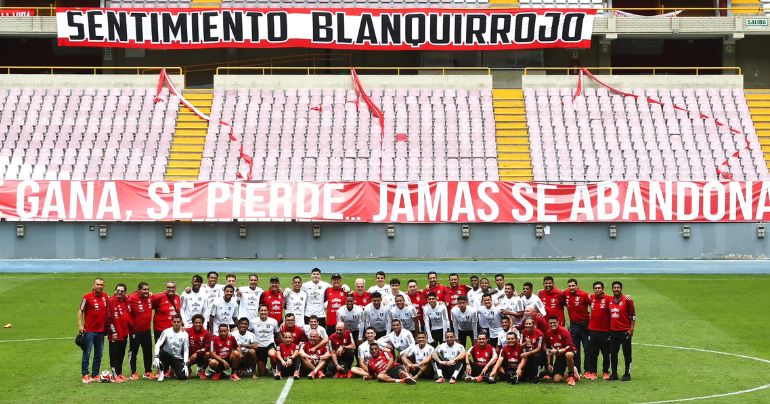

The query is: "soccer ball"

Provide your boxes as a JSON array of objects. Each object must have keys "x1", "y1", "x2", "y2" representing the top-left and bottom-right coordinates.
[{"x1": 98, "y1": 370, "x2": 113, "y2": 383}]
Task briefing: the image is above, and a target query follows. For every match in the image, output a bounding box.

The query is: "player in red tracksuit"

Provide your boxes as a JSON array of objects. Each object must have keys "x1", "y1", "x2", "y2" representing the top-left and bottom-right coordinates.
[
  {"x1": 107, "y1": 283, "x2": 131, "y2": 382},
  {"x1": 545, "y1": 316, "x2": 579, "y2": 386},
  {"x1": 564, "y1": 278, "x2": 591, "y2": 374},
  {"x1": 465, "y1": 333, "x2": 498, "y2": 383},
  {"x1": 538, "y1": 276, "x2": 566, "y2": 326},
  {"x1": 366, "y1": 342, "x2": 416, "y2": 384},
  {"x1": 186, "y1": 314, "x2": 211, "y2": 379},
  {"x1": 608, "y1": 281, "x2": 636, "y2": 382},
  {"x1": 127, "y1": 281, "x2": 154, "y2": 379},
  {"x1": 279, "y1": 313, "x2": 307, "y2": 344},
  {"x1": 275, "y1": 330, "x2": 301, "y2": 379},
  {"x1": 151, "y1": 281, "x2": 182, "y2": 342},
  {"x1": 78, "y1": 277, "x2": 110, "y2": 383},
  {"x1": 209, "y1": 324, "x2": 241, "y2": 381},
  {"x1": 406, "y1": 280, "x2": 426, "y2": 333},
  {"x1": 586, "y1": 281, "x2": 613, "y2": 380},
  {"x1": 424, "y1": 271, "x2": 448, "y2": 304},
  {"x1": 261, "y1": 277, "x2": 285, "y2": 324},
  {"x1": 519, "y1": 317, "x2": 544, "y2": 383},
  {"x1": 324, "y1": 274, "x2": 347, "y2": 335},
  {"x1": 491, "y1": 331, "x2": 525, "y2": 384},
  {"x1": 445, "y1": 273, "x2": 470, "y2": 310}
]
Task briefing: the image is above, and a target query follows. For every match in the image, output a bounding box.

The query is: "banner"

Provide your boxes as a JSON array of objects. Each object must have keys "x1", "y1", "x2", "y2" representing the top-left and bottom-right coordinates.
[
  {"x1": 2, "y1": 180, "x2": 770, "y2": 223},
  {"x1": 56, "y1": 7, "x2": 595, "y2": 50},
  {"x1": 0, "y1": 9, "x2": 35, "y2": 16}
]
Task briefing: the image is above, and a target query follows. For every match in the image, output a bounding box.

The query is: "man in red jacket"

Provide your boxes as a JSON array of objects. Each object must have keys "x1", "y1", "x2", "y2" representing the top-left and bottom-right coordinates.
[
  {"x1": 152, "y1": 281, "x2": 182, "y2": 342},
  {"x1": 324, "y1": 274, "x2": 347, "y2": 335},
  {"x1": 78, "y1": 278, "x2": 110, "y2": 384},
  {"x1": 538, "y1": 276, "x2": 566, "y2": 326},
  {"x1": 107, "y1": 283, "x2": 131, "y2": 382},
  {"x1": 127, "y1": 281, "x2": 154, "y2": 380},
  {"x1": 563, "y1": 278, "x2": 591, "y2": 375},
  {"x1": 586, "y1": 281, "x2": 613, "y2": 380},
  {"x1": 608, "y1": 281, "x2": 636, "y2": 382}
]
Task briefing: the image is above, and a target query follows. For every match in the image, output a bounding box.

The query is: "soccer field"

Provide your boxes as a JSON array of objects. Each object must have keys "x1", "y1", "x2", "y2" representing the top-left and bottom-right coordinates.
[{"x1": 1, "y1": 272, "x2": 769, "y2": 403}]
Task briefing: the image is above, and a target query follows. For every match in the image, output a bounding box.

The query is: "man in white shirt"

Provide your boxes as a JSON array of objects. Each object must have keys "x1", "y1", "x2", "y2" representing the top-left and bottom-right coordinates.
[
  {"x1": 477, "y1": 294, "x2": 504, "y2": 347},
  {"x1": 209, "y1": 285, "x2": 238, "y2": 333},
  {"x1": 493, "y1": 274, "x2": 506, "y2": 300},
  {"x1": 232, "y1": 317, "x2": 258, "y2": 378},
  {"x1": 466, "y1": 275, "x2": 483, "y2": 309},
  {"x1": 350, "y1": 327, "x2": 380, "y2": 378},
  {"x1": 302, "y1": 315, "x2": 330, "y2": 350},
  {"x1": 389, "y1": 295, "x2": 418, "y2": 334},
  {"x1": 432, "y1": 331, "x2": 466, "y2": 384},
  {"x1": 382, "y1": 278, "x2": 411, "y2": 310},
  {"x1": 336, "y1": 294, "x2": 364, "y2": 340},
  {"x1": 284, "y1": 276, "x2": 308, "y2": 326},
  {"x1": 499, "y1": 283, "x2": 526, "y2": 326},
  {"x1": 237, "y1": 274, "x2": 263, "y2": 327},
  {"x1": 181, "y1": 275, "x2": 208, "y2": 328},
  {"x1": 377, "y1": 319, "x2": 415, "y2": 357},
  {"x1": 201, "y1": 271, "x2": 223, "y2": 318},
  {"x1": 251, "y1": 305, "x2": 280, "y2": 377},
  {"x1": 401, "y1": 331, "x2": 435, "y2": 379},
  {"x1": 367, "y1": 271, "x2": 391, "y2": 296},
  {"x1": 450, "y1": 296, "x2": 478, "y2": 348},
  {"x1": 520, "y1": 282, "x2": 546, "y2": 316},
  {"x1": 496, "y1": 316, "x2": 520, "y2": 351},
  {"x1": 363, "y1": 292, "x2": 391, "y2": 339},
  {"x1": 153, "y1": 315, "x2": 189, "y2": 382},
  {"x1": 302, "y1": 268, "x2": 331, "y2": 327},
  {"x1": 423, "y1": 292, "x2": 449, "y2": 346}
]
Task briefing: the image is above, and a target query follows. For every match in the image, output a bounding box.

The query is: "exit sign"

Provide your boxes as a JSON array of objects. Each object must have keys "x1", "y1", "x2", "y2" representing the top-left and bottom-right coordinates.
[{"x1": 746, "y1": 18, "x2": 768, "y2": 27}]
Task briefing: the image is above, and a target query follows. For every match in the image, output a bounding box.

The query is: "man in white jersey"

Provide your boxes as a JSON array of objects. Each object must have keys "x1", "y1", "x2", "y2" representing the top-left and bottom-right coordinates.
[
  {"x1": 284, "y1": 276, "x2": 308, "y2": 326},
  {"x1": 520, "y1": 282, "x2": 546, "y2": 316},
  {"x1": 251, "y1": 304, "x2": 280, "y2": 377},
  {"x1": 496, "y1": 316, "x2": 520, "y2": 351},
  {"x1": 382, "y1": 278, "x2": 411, "y2": 310},
  {"x1": 432, "y1": 331, "x2": 466, "y2": 383},
  {"x1": 367, "y1": 271, "x2": 391, "y2": 296},
  {"x1": 478, "y1": 293, "x2": 504, "y2": 347},
  {"x1": 209, "y1": 285, "x2": 238, "y2": 333},
  {"x1": 200, "y1": 271, "x2": 223, "y2": 318},
  {"x1": 237, "y1": 274, "x2": 263, "y2": 327},
  {"x1": 377, "y1": 319, "x2": 415, "y2": 358},
  {"x1": 423, "y1": 292, "x2": 449, "y2": 346},
  {"x1": 499, "y1": 283, "x2": 525, "y2": 326},
  {"x1": 363, "y1": 292, "x2": 391, "y2": 339},
  {"x1": 350, "y1": 327, "x2": 380, "y2": 378},
  {"x1": 389, "y1": 294, "x2": 418, "y2": 334},
  {"x1": 450, "y1": 296, "x2": 478, "y2": 347},
  {"x1": 232, "y1": 318, "x2": 258, "y2": 378},
  {"x1": 302, "y1": 268, "x2": 330, "y2": 327},
  {"x1": 153, "y1": 315, "x2": 189, "y2": 382},
  {"x1": 401, "y1": 331, "x2": 435, "y2": 379},
  {"x1": 302, "y1": 315, "x2": 329, "y2": 344},
  {"x1": 466, "y1": 275, "x2": 483, "y2": 309},
  {"x1": 181, "y1": 275, "x2": 208, "y2": 328},
  {"x1": 493, "y1": 274, "x2": 506, "y2": 300},
  {"x1": 336, "y1": 294, "x2": 364, "y2": 340}
]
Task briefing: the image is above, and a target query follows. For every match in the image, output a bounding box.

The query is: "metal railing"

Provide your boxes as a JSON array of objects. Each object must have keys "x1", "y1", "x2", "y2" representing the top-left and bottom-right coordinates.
[
  {"x1": 523, "y1": 67, "x2": 743, "y2": 75},
  {"x1": 0, "y1": 6, "x2": 56, "y2": 17},
  {"x1": 216, "y1": 66, "x2": 492, "y2": 75},
  {"x1": 0, "y1": 66, "x2": 183, "y2": 75},
  {"x1": 184, "y1": 53, "x2": 353, "y2": 75}
]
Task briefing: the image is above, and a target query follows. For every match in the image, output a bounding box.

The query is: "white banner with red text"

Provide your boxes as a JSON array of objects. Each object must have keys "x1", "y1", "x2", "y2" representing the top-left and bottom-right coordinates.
[
  {"x1": 56, "y1": 7, "x2": 594, "y2": 50},
  {"x1": 2, "y1": 180, "x2": 770, "y2": 222}
]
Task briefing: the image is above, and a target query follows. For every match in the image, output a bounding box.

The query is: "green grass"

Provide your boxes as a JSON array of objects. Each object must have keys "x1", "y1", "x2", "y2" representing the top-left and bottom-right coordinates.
[{"x1": 1, "y1": 272, "x2": 769, "y2": 403}]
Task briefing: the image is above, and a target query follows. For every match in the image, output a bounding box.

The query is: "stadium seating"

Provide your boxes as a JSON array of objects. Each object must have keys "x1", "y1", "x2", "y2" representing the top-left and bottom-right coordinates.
[
  {"x1": 0, "y1": 88, "x2": 179, "y2": 181},
  {"x1": 525, "y1": 87, "x2": 769, "y2": 182},
  {"x1": 519, "y1": 0, "x2": 603, "y2": 11},
  {"x1": 202, "y1": 88, "x2": 499, "y2": 181}
]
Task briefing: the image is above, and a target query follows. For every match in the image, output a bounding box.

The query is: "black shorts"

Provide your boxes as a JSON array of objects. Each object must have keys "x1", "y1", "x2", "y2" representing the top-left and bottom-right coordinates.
[
  {"x1": 257, "y1": 344, "x2": 275, "y2": 362},
  {"x1": 386, "y1": 364, "x2": 405, "y2": 379},
  {"x1": 552, "y1": 355, "x2": 567, "y2": 375},
  {"x1": 190, "y1": 351, "x2": 208, "y2": 368}
]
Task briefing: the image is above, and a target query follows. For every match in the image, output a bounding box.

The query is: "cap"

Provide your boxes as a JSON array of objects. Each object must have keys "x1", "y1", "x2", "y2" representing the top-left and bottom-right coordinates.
[
  {"x1": 270, "y1": 276, "x2": 280, "y2": 282},
  {"x1": 331, "y1": 273, "x2": 342, "y2": 279}
]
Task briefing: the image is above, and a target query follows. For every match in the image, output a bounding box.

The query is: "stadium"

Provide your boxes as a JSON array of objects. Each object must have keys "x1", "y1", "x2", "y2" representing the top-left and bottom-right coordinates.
[{"x1": 1, "y1": 0, "x2": 770, "y2": 403}]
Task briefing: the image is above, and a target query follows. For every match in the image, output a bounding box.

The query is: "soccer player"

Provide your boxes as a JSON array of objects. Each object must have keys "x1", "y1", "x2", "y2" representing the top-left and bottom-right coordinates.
[
  {"x1": 299, "y1": 330, "x2": 331, "y2": 379},
  {"x1": 186, "y1": 314, "x2": 211, "y2": 379},
  {"x1": 389, "y1": 295, "x2": 418, "y2": 334},
  {"x1": 520, "y1": 317, "x2": 545, "y2": 383},
  {"x1": 352, "y1": 278, "x2": 372, "y2": 307},
  {"x1": 499, "y1": 283, "x2": 525, "y2": 327},
  {"x1": 337, "y1": 294, "x2": 364, "y2": 341},
  {"x1": 251, "y1": 304, "x2": 280, "y2": 377},
  {"x1": 328, "y1": 322, "x2": 356, "y2": 378},
  {"x1": 382, "y1": 278, "x2": 411, "y2": 310},
  {"x1": 153, "y1": 315, "x2": 190, "y2": 382},
  {"x1": 237, "y1": 273, "x2": 263, "y2": 326},
  {"x1": 209, "y1": 284, "x2": 238, "y2": 333},
  {"x1": 260, "y1": 276, "x2": 285, "y2": 324},
  {"x1": 423, "y1": 292, "x2": 449, "y2": 346},
  {"x1": 478, "y1": 278, "x2": 494, "y2": 301},
  {"x1": 180, "y1": 275, "x2": 208, "y2": 328},
  {"x1": 78, "y1": 277, "x2": 110, "y2": 383},
  {"x1": 275, "y1": 331, "x2": 300, "y2": 379},
  {"x1": 539, "y1": 276, "x2": 566, "y2": 326},
  {"x1": 406, "y1": 279, "x2": 426, "y2": 332},
  {"x1": 493, "y1": 274, "x2": 506, "y2": 300},
  {"x1": 325, "y1": 273, "x2": 347, "y2": 335},
  {"x1": 201, "y1": 271, "x2": 223, "y2": 317},
  {"x1": 424, "y1": 271, "x2": 447, "y2": 303},
  {"x1": 465, "y1": 333, "x2": 498, "y2": 383},
  {"x1": 477, "y1": 293, "x2": 503, "y2": 347},
  {"x1": 127, "y1": 281, "x2": 154, "y2": 380},
  {"x1": 302, "y1": 315, "x2": 330, "y2": 346},
  {"x1": 367, "y1": 271, "x2": 391, "y2": 296},
  {"x1": 564, "y1": 278, "x2": 591, "y2": 374},
  {"x1": 520, "y1": 282, "x2": 546, "y2": 316},
  {"x1": 400, "y1": 331, "x2": 435, "y2": 379},
  {"x1": 279, "y1": 313, "x2": 307, "y2": 344},
  {"x1": 432, "y1": 331, "x2": 466, "y2": 383},
  {"x1": 284, "y1": 276, "x2": 308, "y2": 326},
  {"x1": 608, "y1": 281, "x2": 636, "y2": 381},
  {"x1": 446, "y1": 273, "x2": 470, "y2": 310},
  {"x1": 451, "y1": 296, "x2": 478, "y2": 347},
  {"x1": 302, "y1": 268, "x2": 331, "y2": 327},
  {"x1": 378, "y1": 319, "x2": 415, "y2": 357},
  {"x1": 586, "y1": 281, "x2": 612, "y2": 380},
  {"x1": 209, "y1": 323, "x2": 241, "y2": 381},
  {"x1": 366, "y1": 342, "x2": 416, "y2": 384},
  {"x1": 232, "y1": 318, "x2": 258, "y2": 378},
  {"x1": 363, "y1": 292, "x2": 391, "y2": 339},
  {"x1": 517, "y1": 306, "x2": 550, "y2": 335},
  {"x1": 151, "y1": 281, "x2": 182, "y2": 342},
  {"x1": 107, "y1": 283, "x2": 131, "y2": 382},
  {"x1": 466, "y1": 275, "x2": 483, "y2": 309},
  {"x1": 545, "y1": 316, "x2": 578, "y2": 386},
  {"x1": 350, "y1": 327, "x2": 380, "y2": 378},
  {"x1": 491, "y1": 332, "x2": 525, "y2": 384}
]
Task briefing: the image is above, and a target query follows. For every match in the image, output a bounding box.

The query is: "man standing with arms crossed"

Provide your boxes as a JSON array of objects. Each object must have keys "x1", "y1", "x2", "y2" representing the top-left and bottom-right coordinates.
[
  {"x1": 586, "y1": 281, "x2": 612, "y2": 380},
  {"x1": 284, "y1": 276, "x2": 307, "y2": 326},
  {"x1": 152, "y1": 281, "x2": 181, "y2": 343},
  {"x1": 324, "y1": 273, "x2": 347, "y2": 336},
  {"x1": 539, "y1": 276, "x2": 566, "y2": 326},
  {"x1": 181, "y1": 275, "x2": 207, "y2": 328},
  {"x1": 608, "y1": 281, "x2": 636, "y2": 381},
  {"x1": 302, "y1": 268, "x2": 330, "y2": 327},
  {"x1": 78, "y1": 277, "x2": 110, "y2": 384},
  {"x1": 564, "y1": 278, "x2": 591, "y2": 375},
  {"x1": 107, "y1": 283, "x2": 131, "y2": 382}
]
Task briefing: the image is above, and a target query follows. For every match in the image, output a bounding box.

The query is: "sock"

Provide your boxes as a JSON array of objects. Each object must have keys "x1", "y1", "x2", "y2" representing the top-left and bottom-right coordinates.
[{"x1": 396, "y1": 379, "x2": 402, "y2": 383}]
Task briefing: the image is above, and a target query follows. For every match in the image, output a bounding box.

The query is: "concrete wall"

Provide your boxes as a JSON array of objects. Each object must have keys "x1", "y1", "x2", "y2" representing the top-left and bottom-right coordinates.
[
  {"x1": 0, "y1": 74, "x2": 184, "y2": 89},
  {"x1": 1, "y1": 222, "x2": 767, "y2": 259},
  {"x1": 214, "y1": 74, "x2": 493, "y2": 90},
  {"x1": 522, "y1": 74, "x2": 743, "y2": 89},
  {"x1": 736, "y1": 36, "x2": 770, "y2": 89}
]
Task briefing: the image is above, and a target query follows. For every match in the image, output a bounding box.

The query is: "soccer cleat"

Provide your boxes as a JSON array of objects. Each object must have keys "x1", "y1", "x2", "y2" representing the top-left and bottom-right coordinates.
[
  {"x1": 198, "y1": 370, "x2": 207, "y2": 380},
  {"x1": 602, "y1": 372, "x2": 610, "y2": 380},
  {"x1": 164, "y1": 369, "x2": 171, "y2": 378},
  {"x1": 130, "y1": 373, "x2": 139, "y2": 381},
  {"x1": 542, "y1": 374, "x2": 552, "y2": 380},
  {"x1": 275, "y1": 374, "x2": 282, "y2": 380},
  {"x1": 567, "y1": 376, "x2": 576, "y2": 386},
  {"x1": 347, "y1": 370, "x2": 353, "y2": 379},
  {"x1": 510, "y1": 375, "x2": 519, "y2": 385},
  {"x1": 573, "y1": 367, "x2": 581, "y2": 382},
  {"x1": 212, "y1": 372, "x2": 221, "y2": 381},
  {"x1": 583, "y1": 371, "x2": 591, "y2": 379},
  {"x1": 487, "y1": 377, "x2": 497, "y2": 384},
  {"x1": 142, "y1": 372, "x2": 156, "y2": 380},
  {"x1": 435, "y1": 377, "x2": 445, "y2": 383},
  {"x1": 293, "y1": 371, "x2": 300, "y2": 379},
  {"x1": 609, "y1": 373, "x2": 619, "y2": 381},
  {"x1": 157, "y1": 371, "x2": 165, "y2": 382},
  {"x1": 317, "y1": 371, "x2": 325, "y2": 379},
  {"x1": 464, "y1": 375, "x2": 474, "y2": 383},
  {"x1": 449, "y1": 377, "x2": 457, "y2": 384},
  {"x1": 90, "y1": 375, "x2": 101, "y2": 383},
  {"x1": 308, "y1": 371, "x2": 316, "y2": 380},
  {"x1": 476, "y1": 376, "x2": 484, "y2": 383},
  {"x1": 621, "y1": 373, "x2": 631, "y2": 382},
  {"x1": 81, "y1": 375, "x2": 91, "y2": 384},
  {"x1": 405, "y1": 377, "x2": 417, "y2": 385},
  {"x1": 230, "y1": 373, "x2": 241, "y2": 381}
]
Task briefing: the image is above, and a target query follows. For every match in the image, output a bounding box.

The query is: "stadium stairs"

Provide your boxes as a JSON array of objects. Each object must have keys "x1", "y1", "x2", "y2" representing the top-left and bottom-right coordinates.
[
  {"x1": 489, "y1": 0, "x2": 519, "y2": 6},
  {"x1": 191, "y1": 0, "x2": 221, "y2": 7},
  {"x1": 732, "y1": 0, "x2": 762, "y2": 14},
  {"x1": 165, "y1": 89, "x2": 212, "y2": 180},
  {"x1": 493, "y1": 88, "x2": 532, "y2": 181},
  {"x1": 746, "y1": 89, "x2": 770, "y2": 168}
]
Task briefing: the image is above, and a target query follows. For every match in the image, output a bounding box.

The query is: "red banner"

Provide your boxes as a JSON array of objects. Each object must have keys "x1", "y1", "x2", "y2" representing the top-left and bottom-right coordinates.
[
  {"x1": 0, "y1": 9, "x2": 35, "y2": 16},
  {"x1": 56, "y1": 8, "x2": 595, "y2": 50},
  {"x1": 2, "y1": 180, "x2": 770, "y2": 222}
]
